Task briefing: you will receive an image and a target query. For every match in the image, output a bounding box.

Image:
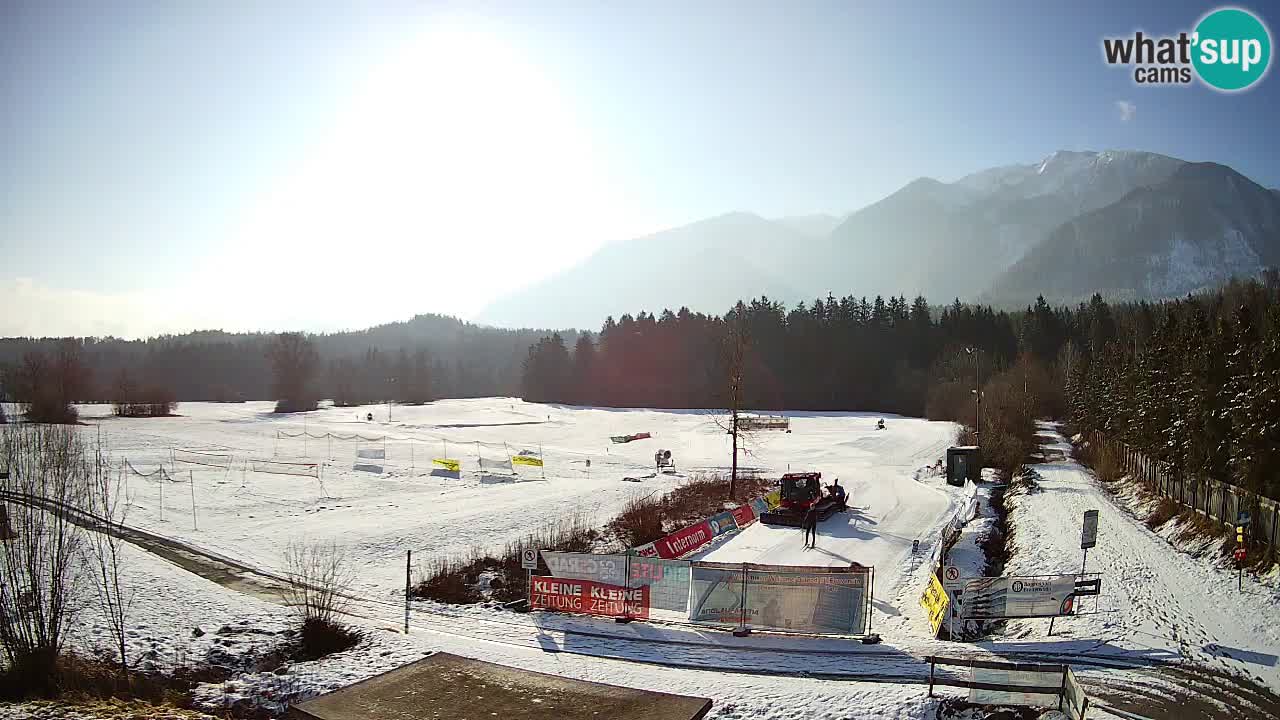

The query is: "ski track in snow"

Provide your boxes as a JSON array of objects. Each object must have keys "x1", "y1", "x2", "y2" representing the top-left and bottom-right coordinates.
[{"x1": 1002, "y1": 422, "x2": 1280, "y2": 695}]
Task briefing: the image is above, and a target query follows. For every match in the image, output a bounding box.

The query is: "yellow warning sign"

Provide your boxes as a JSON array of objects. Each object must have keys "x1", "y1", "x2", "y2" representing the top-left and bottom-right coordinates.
[{"x1": 920, "y1": 574, "x2": 950, "y2": 637}]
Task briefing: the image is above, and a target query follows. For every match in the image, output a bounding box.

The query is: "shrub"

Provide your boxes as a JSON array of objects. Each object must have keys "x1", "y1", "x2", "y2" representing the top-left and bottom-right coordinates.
[
  {"x1": 414, "y1": 509, "x2": 598, "y2": 605},
  {"x1": 1145, "y1": 498, "x2": 1179, "y2": 530},
  {"x1": 278, "y1": 541, "x2": 361, "y2": 661}
]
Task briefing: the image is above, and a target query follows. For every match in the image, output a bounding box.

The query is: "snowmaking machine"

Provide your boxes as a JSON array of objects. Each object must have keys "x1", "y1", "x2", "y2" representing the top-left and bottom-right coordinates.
[{"x1": 760, "y1": 472, "x2": 840, "y2": 527}]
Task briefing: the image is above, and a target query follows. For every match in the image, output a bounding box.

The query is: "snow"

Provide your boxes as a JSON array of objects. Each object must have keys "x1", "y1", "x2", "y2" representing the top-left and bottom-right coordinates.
[
  {"x1": 998, "y1": 423, "x2": 1280, "y2": 696},
  {"x1": 699, "y1": 417, "x2": 959, "y2": 591},
  {"x1": 82, "y1": 401, "x2": 959, "y2": 605},
  {"x1": 48, "y1": 403, "x2": 1280, "y2": 718}
]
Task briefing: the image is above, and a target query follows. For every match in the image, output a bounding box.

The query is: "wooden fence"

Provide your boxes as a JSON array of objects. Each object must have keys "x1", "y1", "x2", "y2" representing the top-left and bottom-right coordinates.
[{"x1": 1090, "y1": 431, "x2": 1279, "y2": 558}]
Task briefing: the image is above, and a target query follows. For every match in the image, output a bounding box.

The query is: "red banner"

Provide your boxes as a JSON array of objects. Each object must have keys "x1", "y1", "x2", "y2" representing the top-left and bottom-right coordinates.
[
  {"x1": 655, "y1": 520, "x2": 714, "y2": 559},
  {"x1": 634, "y1": 541, "x2": 659, "y2": 558},
  {"x1": 529, "y1": 577, "x2": 649, "y2": 619},
  {"x1": 730, "y1": 503, "x2": 756, "y2": 528}
]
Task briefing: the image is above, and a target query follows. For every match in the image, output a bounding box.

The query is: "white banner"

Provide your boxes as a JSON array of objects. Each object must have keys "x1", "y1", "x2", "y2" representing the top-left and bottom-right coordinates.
[{"x1": 960, "y1": 575, "x2": 1077, "y2": 619}]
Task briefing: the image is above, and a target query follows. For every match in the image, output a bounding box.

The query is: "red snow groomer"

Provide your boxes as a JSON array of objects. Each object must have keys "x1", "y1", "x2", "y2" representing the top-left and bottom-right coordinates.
[{"x1": 760, "y1": 472, "x2": 840, "y2": 527}]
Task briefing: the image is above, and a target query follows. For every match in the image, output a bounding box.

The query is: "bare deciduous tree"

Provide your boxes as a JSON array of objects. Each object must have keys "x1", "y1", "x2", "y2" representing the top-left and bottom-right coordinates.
[
  {"x1": 279, "y1": 540, "x2": 353, "y2": 627},
  {"x1": 709, "y1": 306, "x2": 756, "y2": 501},
  {"x1": 0, "y1": 424, "x2": 91, "y2": 691},
  {"x1": 83, "y1": 433, "x2": 134, "y2": 679}
]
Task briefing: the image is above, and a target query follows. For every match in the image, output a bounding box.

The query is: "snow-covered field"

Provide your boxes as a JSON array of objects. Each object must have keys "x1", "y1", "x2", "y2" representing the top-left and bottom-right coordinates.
[
  {"x1": 84, "y1": 399, "x2": 959, "y2": 602},
  {"x1": 42, "y1": 403, "x2": 1280, "y2": 718}
]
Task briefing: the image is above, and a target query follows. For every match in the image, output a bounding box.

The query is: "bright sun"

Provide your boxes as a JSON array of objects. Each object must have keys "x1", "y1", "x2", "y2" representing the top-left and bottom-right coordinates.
[{"x1": 212, "y1": 19, "x2": 636, "y2": 329}]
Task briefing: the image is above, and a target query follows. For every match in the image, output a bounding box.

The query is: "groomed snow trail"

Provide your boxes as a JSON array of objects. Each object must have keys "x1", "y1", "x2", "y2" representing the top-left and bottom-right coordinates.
[{"x1": 1000, "y1": 422, "x2": 1280, "y2": 716}]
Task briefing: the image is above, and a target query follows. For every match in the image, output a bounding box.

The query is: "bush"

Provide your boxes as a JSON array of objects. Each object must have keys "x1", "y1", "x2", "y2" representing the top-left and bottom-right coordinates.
[
  {"x1": 605, "y1": 474, "x2": 772, "y2": 548},
  {"x1": 291, "y1": 618, "x2": 363, "y2": 663},
  {"x1": 1145, "y1": 498, "x2": 1179, "y2": 530},
  {"x1": 414, "y1": 510, "x2": 598, "y2": 605},
  {"x1": 278, "y1": 541, "x2": 362, "y2": 660}
]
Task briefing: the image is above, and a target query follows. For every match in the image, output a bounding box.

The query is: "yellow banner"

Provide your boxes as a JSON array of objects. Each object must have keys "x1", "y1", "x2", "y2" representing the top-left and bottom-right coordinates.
[
  {"x1": 764, "y1": 490, "x2": 781, "y2": 508},
  {"x1": 433, "y1": 458, "x2": 461, "y2": 472},
  {"x1": 511, "y1": 455, "x2": 544, "y2": 467},
  {"x1": 920, "y1": 574, "x2": 950, "y2": 637}
]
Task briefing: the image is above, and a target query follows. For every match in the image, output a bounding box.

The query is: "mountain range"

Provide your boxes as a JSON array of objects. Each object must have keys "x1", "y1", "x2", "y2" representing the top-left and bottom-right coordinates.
[{"x1": 478, "y1": 150, "x2": 1280, "y2": 329}]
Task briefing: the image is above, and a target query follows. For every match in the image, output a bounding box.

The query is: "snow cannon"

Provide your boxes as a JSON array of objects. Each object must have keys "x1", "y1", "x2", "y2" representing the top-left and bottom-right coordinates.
[
  {"x1": 760, "y1": 472, "x2": 839, "y2": 527},
  {"x1": 655, "y1": 449, "x2": 675, "y2": 472}
]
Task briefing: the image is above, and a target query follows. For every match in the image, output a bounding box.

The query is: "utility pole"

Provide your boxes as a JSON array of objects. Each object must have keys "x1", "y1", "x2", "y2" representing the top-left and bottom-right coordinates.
[{"x1": 387, "y1": 377, "x2": 396, "y2": 422}]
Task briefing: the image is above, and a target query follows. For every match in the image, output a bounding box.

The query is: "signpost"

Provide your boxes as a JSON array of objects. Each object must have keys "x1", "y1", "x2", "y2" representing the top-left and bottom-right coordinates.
[
  {"x1": 1235, "y1": 524, "x2": 1246, "y2": 591},
  {"x1": 1079, "y1": 510, "x2": 1099, "y2": 577},
  {"x1": 943, "y1": 566, "x2": 963, "y2": 639},
  {"x1": 521, "y1": 548, "x2": 539, "y2": 604}
]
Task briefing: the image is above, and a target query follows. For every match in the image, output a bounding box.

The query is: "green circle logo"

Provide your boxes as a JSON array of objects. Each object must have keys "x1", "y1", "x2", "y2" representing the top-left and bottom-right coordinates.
[{"x1": 1193, "y1": 8, "x2": 1272, "y2": 91}]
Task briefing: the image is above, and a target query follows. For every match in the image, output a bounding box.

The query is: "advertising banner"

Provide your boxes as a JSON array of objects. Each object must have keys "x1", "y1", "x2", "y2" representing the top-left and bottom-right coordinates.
[
  {"x1": 744, "y1": 565, "x2": 870, "y2": 635},
  {"x1": 624, "y1": 556, "x2": 692, "y2": 621},
  {"x1": 707, "y1": 511, "x2": 737, "y2": 537},
  {"x1": 750, "y1": 497, "x2": 770, "y2": 517},
  {"x1": 633, "y1": 542, "x2": 659, "y2": 558},
  {"x1": 960, "y1": 575, "x2": 1077, "y2": 619},
  {"x1": 542, "y1": 551, "x2": 628, "y2": 584},
  {"x1": 689, "y1": 562, "x2": 871, "y2": 635},
  {"x1": 529, "y1": 576, "x2": 649, "y2": 619},
  {"x1": 511, "y1": 455, "x2": 544, "y2": 467},
  {"x1": 688, "y1": 562, "x2": 746, "y2": 625},
  {"x1": 730, "y1": 503, "x2": 757, "y2": 528},
  {"x1": 764, "y1": 490, "x2": 781, "y2": 508},
  {"x1": 655, "y1": 520, "x2": 714, "y2": 559},
  {"x1": 920, "y1": 574, "x2": 950, "y2": 636},
  {"x1": 432, "y1": 458, "x2": 461, "y2": 472}
]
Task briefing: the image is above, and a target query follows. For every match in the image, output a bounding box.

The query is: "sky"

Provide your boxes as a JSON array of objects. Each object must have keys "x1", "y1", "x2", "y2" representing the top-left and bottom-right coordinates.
[{"x1": 2, "y1": 0, "x2": 1278, "y2": 338}]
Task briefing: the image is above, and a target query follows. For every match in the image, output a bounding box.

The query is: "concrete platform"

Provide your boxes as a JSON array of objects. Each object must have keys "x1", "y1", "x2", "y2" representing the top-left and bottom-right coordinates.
[{"x1": 288, "y1": 652, "x2": 713, "y2": 720}]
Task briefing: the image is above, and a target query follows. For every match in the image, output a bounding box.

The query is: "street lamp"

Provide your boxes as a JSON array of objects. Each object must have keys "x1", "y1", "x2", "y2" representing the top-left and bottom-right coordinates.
[{"x1": 964, "y1": 347, "x2": 980, "y2": 446}]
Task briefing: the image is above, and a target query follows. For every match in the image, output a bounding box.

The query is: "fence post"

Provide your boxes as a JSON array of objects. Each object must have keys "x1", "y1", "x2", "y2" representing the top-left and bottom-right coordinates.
[
  {"x1": 1058, "y1": 665, "x2": 1069, "y2": 712},
  {"x1": 733, "y1": 563, "x2": 750, "y2": 637},
  {"x1": 928, "y1": 657, "x2": 935, "y2": 697},
  {"x1": 616, "y1": 552, "x2": 633, "y2": 624},
  {"x1": 190, "y1": 470, "x2": 198, "y2": 531},
  {"x1": 404, "y1": 550, "x2": 411, "y2": 634}
]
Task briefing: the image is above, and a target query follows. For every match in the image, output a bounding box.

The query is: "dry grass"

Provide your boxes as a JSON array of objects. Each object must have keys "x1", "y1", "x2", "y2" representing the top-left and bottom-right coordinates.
[
  {"x1": 13, "y1": 699, "x2": 221, "y2": 720},
  {"x1": 605, "y1": 474, "x2": 772, "y2": 548},
  {"x1": 414, "y1": 509, "x2": 599, "y2": 604},
  {"x1": 1145, "y1": 498, "x2": 1180, "y2": 530}
]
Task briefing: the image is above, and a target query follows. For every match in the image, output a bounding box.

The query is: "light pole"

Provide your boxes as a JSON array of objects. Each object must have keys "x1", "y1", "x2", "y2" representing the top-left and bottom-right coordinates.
[
  {"x1": 387, "y1": 377, "x2": 396, "y2": 422},
  {"x1": 965, "y1": 347, "x2": 980, "y2": 445}
]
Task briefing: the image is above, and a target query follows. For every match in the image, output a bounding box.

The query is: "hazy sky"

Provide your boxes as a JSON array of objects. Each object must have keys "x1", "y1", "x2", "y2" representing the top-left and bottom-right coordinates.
[{"x1": 3, "y1": 1, "x2": 1278, "y2": 338}]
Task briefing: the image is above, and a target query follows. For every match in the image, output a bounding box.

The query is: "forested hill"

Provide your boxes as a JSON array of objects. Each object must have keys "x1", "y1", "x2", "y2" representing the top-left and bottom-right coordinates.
[{"x1": 0, "y1": 314, "x2": 576, "y2": 404}]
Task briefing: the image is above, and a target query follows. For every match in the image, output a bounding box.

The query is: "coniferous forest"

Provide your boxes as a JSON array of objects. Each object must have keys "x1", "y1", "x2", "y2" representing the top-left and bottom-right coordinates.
[{"x1": 5, "y1": 279, "x2": 1280, "y2": 499}]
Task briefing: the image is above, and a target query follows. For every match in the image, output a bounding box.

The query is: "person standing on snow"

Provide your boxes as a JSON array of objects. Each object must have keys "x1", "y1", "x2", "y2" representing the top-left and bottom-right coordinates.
[{"x1": 802, "y1": 503, "x2": 819, "y2": 548}]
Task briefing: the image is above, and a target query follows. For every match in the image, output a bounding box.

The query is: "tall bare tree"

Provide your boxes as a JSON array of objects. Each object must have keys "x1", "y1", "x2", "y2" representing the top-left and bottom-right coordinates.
[
  {"x1": 709, "y1": 306, "x2": 754, "y2": 500},
  {"x1": 83, "y1": 433, "x2": 134, "y2": 679}
]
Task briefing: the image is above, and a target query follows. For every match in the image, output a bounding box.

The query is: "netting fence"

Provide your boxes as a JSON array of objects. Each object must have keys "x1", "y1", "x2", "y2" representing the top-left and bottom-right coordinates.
[{"x1": 535, "y1": 550, "x2": 873, "y2": 636}]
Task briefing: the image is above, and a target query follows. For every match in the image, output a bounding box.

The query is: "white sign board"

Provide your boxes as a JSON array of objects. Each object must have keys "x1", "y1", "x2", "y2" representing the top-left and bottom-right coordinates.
[
  {"x1": 1081, "y1": 509, "x2": 1099, "y2": 549},
  {"x1": 961, "y1": 575, "x2": 1077, "y2": 619},
  {"x1": 521, "y1": 549, "x2": 539, "y2": 570}
]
